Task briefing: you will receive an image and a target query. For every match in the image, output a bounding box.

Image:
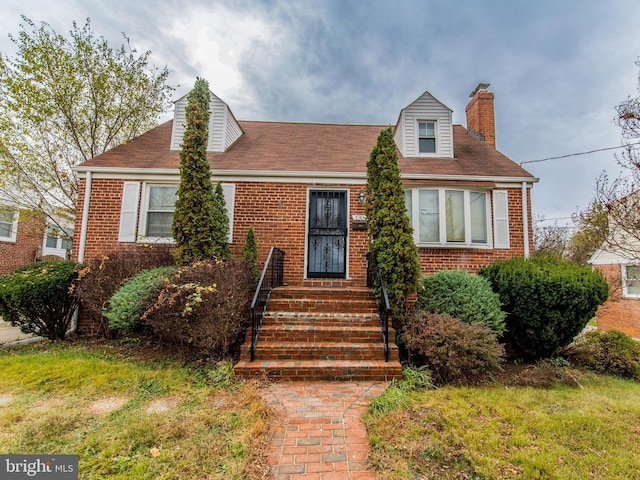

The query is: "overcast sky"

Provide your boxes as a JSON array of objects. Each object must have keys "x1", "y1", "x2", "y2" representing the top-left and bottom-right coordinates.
[{"x1": 2, "y1": 0, "x2": 639, "y2": 226}]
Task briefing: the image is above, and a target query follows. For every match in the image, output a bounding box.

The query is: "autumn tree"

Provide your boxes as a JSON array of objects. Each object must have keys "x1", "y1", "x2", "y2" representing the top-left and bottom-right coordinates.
[
  {"x1": 596, "y1": 58, "x2": 640, "y2": 260},
  {"x1": 0, "y1": 16, "x2": 173, "y2": 229},
  {"x1": 365, "y1": 127, "x2": 421, "y2": 326},
  {"x1": 567, "y1": 200, "x2": 609, "y2": 263},
  {"x1": 173, "y1": 78, "x2": 230, "y2": 264}
]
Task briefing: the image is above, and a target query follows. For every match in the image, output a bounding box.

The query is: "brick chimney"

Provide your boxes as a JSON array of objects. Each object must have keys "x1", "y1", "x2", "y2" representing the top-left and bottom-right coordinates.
[{"x1": 465, "y1": 83, "x2": 496, "y2": 148}]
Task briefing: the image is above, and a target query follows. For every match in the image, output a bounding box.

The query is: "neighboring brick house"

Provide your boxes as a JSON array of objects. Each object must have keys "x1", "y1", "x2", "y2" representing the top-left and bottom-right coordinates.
[
  {"x1": 72, "y1": 83, "x2": 537, "y2": 285},
  {"x1": 0, "y1": 207, "x2": 44, "y2": 276},
  {"x1": 590, "y1": 247, "x2": 640, "y2": 338},
  {"x1": 0, "y1": 206, "x2": 75, "y2": 277}
]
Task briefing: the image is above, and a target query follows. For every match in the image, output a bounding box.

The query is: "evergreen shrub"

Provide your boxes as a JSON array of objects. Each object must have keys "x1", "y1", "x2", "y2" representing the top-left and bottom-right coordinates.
[
  {"x1": 403, "y1": 311, "x2": 504, "y2": 386},
  {"x1": 479, "y1": 257, "x2": 609, "y2": 360},
  {"x1": 0, "y1": 261, "x2": 79, "y2": 340},
  {"x1": 561, "y1": 330, "x2": 640, "y2": 380},
  {"x1": 104, "y1": 266, "x2": 178, "y2": 333},
  {"x1": 142, "y1": 259, "x2": 252, "y2": 359},
  {"x1": 416, "y1": 270, "x2": 505, "y2": 335},
  {"x1": 74, "y1": 245, "x2": 175, "y2": 337},
  {"x1": 242, "y1": 226, "x2": 260, "y2": 285}
]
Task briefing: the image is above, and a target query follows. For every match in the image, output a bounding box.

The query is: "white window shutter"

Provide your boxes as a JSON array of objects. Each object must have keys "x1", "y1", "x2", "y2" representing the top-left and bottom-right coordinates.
[
  {"x1": 222, "y1": 184, "x2": 235, "y2": 242},
  {"x1": 493, "y1": 190, "x2": 510, "y2": 249},
  {"x1": 118, "y1": 182, "x2": 140, "y2": 242}
]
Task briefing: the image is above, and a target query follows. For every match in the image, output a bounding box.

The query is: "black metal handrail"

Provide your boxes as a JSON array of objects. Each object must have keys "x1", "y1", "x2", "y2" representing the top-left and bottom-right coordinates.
[
  {"x1": 250, "y1": 247, "x2": 285, "y2": 361},
  {"x1": 366, "y1": 252, "x2": 391, "y2": 362}
]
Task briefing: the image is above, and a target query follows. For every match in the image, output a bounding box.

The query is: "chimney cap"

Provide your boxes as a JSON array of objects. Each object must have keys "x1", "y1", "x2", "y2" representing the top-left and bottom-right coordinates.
[{"x1": 469, "y1": 83, "x2": 491, "y2": 97}]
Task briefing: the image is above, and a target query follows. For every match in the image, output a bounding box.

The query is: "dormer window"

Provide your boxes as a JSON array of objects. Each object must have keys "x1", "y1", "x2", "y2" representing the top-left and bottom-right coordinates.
[{"x1": 418, "y1": 121, "x2": 436, "y2": 154}]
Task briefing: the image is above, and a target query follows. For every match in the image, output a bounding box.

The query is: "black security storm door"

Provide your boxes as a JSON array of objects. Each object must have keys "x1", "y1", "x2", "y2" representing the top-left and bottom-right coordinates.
[{"x1": 307, "y1": 190, "x2": 347, "y2": 278}]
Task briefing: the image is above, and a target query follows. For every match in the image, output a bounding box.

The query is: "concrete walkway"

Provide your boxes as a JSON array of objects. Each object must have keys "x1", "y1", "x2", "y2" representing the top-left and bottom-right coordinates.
[
  {"x1": 260, "y1": 381, "x2": 388, "y2": 480},
  {"x1": 0, "y1": 321, "x2": 41, "y2": 347}
]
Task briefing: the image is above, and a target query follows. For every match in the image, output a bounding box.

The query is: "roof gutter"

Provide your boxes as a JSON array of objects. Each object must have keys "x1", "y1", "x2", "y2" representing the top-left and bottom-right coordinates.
[{"x1": 73, "y1": 166, "x2": 538, "y2": 184}]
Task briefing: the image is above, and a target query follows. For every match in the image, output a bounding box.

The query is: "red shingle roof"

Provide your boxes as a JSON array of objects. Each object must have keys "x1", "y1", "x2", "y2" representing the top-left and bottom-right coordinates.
[{"x1": 77, "y1": 120, "x2": 535, "y2": 179}]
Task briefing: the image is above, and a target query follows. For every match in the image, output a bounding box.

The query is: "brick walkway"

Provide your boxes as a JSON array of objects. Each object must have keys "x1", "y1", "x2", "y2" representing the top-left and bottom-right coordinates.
[{"x1": 260, "y1": 382, "x2": 389, "y2": 479}]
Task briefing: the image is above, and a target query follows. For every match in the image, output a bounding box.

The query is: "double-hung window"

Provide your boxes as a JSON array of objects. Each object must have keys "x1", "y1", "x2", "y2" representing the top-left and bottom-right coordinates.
[
  {"x1": 144, "y1": 185, "x2": 178, "y2": 239},
  {"x1": 623, "y1": 265, "x2": 640, "y2": 298},
  {"x1": 0, "y1": 208, "x2": 18, "y2": 242},
  {"x1": 405, "y1": 189, "x2": 490, "y2": 247},
  {"x1": 418, "y1": 121, "x2": 436, "y2": 154}
]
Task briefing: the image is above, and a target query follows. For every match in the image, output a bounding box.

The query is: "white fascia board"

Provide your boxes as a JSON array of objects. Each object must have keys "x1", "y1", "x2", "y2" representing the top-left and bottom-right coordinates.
[{"x1": 74, "y1": 166, "x2": 538, "y2": 185}]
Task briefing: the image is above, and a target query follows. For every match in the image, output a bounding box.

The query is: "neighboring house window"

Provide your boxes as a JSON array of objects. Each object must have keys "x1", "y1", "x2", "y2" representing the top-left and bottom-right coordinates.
[
  {"x1": 418, "y1": 121, "x2": 436, "y2": 154},
  {"x1": 405, "y1": 189, "x2": 491, "y2": 247},
  {"x1": 44, "y1": 225, "x2": 73, "y2": 252},
  {"x1": 623, "y1": 265, "x2": 640, "y2": 298},
  {"x1": 128, "y1": 182, "x2": 235, "y2": 243},
  {"x1": 0, "y1": 208, "x2": 18, "y2": 242}
]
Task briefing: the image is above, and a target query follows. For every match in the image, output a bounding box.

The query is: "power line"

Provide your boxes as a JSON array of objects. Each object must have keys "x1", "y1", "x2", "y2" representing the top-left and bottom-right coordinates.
[{"x1": 519, "y1": 141, "x2": 640, "y2": 166}]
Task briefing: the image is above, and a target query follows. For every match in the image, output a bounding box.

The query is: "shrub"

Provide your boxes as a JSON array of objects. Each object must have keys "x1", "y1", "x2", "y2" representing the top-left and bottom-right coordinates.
[
  {"x1": 560, "y1": 330, "x2": 640, "y2": 380},
  {"x1": 73, "y1": 245, "x2": 175, "y2": 336},
  {"x1": 104, "y1": 266, "x2": 178, "y2": 333},
  {"x1": 403, "y1": 311, "x2": 504, "y2": 386},
  {"x1": 142, "y1": 259, "x2": 252, "y2": 359},
  {"x1": 416, "y1": 270, "x2": 505, "y2": 335},
  {"x1": 242, "y1": 226, "x2": 260, "y2": 285},
  {"x1": 0, "y1": 261, "x2": 79, "y2": 340},
  {"x1": 479, "y1": 257, "x2": 609, "y2": 360}
]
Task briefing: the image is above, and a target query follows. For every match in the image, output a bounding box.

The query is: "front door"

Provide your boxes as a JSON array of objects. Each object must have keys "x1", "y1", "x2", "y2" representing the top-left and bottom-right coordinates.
[{"x1": 307, "y1": 190, "x2": 347, "y2": 278}]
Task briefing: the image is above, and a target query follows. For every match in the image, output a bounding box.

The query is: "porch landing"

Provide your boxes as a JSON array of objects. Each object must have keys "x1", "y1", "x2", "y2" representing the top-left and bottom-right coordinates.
[{"x1": 234, "y1": 286, "x2": 403, "y2": 381}]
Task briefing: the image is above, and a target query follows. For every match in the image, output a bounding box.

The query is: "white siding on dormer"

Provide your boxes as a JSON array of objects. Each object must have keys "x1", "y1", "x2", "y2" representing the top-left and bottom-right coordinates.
[
  {"x1": 395, "y1": 91, "x2": 454, "y2": 158},
  {"x1": 170, "y1": 91, "x2": 242, "y2": 152}
]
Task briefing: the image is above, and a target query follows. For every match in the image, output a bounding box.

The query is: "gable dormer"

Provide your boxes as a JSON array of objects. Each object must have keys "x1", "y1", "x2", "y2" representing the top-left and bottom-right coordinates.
[
  {"x1": 393, "y1": 90, "x2": 454, "y2": 158},
  {"x1": 170, "y1": 90, "x2": 243, "y2": 152}
]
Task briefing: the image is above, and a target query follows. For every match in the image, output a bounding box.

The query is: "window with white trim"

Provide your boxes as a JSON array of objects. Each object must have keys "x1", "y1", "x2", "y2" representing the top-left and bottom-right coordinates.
[
  {"x1": 133, "y1": 183, "x2": 235, "y2": 243},
  {"x1": 418, "y1": 121, "x2": 436, "y2": 154},
  {"x1": 405, "y1": 189, "x2": 491, "y2": 247},
  {"x1": 44, "y1": 225, "x2": 73, "y2": 253},
  {"x1": 623, "y1": 265, "x2": 640, "y2": 298},
  {"x1": 0, "y1": 207, "x2": 18, "y2": 242},
  {"x1": 144, "y1": 185, "x2": 178, "y2": 239}
]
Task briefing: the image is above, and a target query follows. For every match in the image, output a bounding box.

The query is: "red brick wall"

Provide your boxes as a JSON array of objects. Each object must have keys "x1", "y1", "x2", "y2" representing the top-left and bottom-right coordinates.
[
  {"x1": 74, "y1": 179, "x2": 530, "y2": 284},
  {"x1": 593, "y1": 264, "x2": 640, "y2": 338},
  {"x1": 0, "y1": 210, "x2": 45, "y2": 276}
]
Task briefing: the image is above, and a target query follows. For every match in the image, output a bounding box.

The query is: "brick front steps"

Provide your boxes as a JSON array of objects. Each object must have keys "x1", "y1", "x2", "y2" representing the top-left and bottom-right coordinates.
[{"x1": 234, "y1": 286, "x2": 403, "y2": 381}]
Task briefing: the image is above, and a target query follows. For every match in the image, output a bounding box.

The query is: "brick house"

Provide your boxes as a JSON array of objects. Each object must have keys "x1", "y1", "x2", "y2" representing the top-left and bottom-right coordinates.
[
  {"x1": 0, "y1": 205, "x2": 74, "y2": 277},
  {"x1": 590, "y1": 246, "x2": 640, "y2": 339},
  {"x1": 71, "y1": 83, "x2": 537, "y2": 379},
  {"x1": 73, "y1": 83, "x2": 536, "y2": 276}
]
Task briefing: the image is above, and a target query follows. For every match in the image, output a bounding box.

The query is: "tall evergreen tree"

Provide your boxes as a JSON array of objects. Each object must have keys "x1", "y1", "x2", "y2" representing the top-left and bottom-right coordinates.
[
  {"x1": 173, "y1": 78, "x2": 228, "y2": 264},
  {"x1": 365, "y1": 127, "x2": 421, "y2": 326}
]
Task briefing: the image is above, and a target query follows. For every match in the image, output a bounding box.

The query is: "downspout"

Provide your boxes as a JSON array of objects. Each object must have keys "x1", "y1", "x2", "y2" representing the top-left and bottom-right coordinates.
[
  {"x1": 77, "y1": 171, "x2": 92, "y2": 264},
  {"x1": 522, "y1": 181, "x2": 530, "y2": 258},
  {"x1": 67, "y1": 171, "x2": 92, "y2": 337}
]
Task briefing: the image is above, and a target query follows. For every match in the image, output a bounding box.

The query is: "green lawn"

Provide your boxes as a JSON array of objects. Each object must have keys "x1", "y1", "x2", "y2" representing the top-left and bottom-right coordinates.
[
  {"x1": 365, "y1": 370, "x2": 640, "y2": 479},
  {"x1": 3, "y1": 342, "x2": 640, "y2": 479},
  {"x1": 0, "y1": 342, "x2": 270, "y2": 479}
]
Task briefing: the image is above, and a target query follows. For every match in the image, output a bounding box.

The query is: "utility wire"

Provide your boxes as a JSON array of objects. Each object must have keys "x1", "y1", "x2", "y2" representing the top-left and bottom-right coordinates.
[{"x1": 519, "y1": 141, "x2": 640, "y2": 166}]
